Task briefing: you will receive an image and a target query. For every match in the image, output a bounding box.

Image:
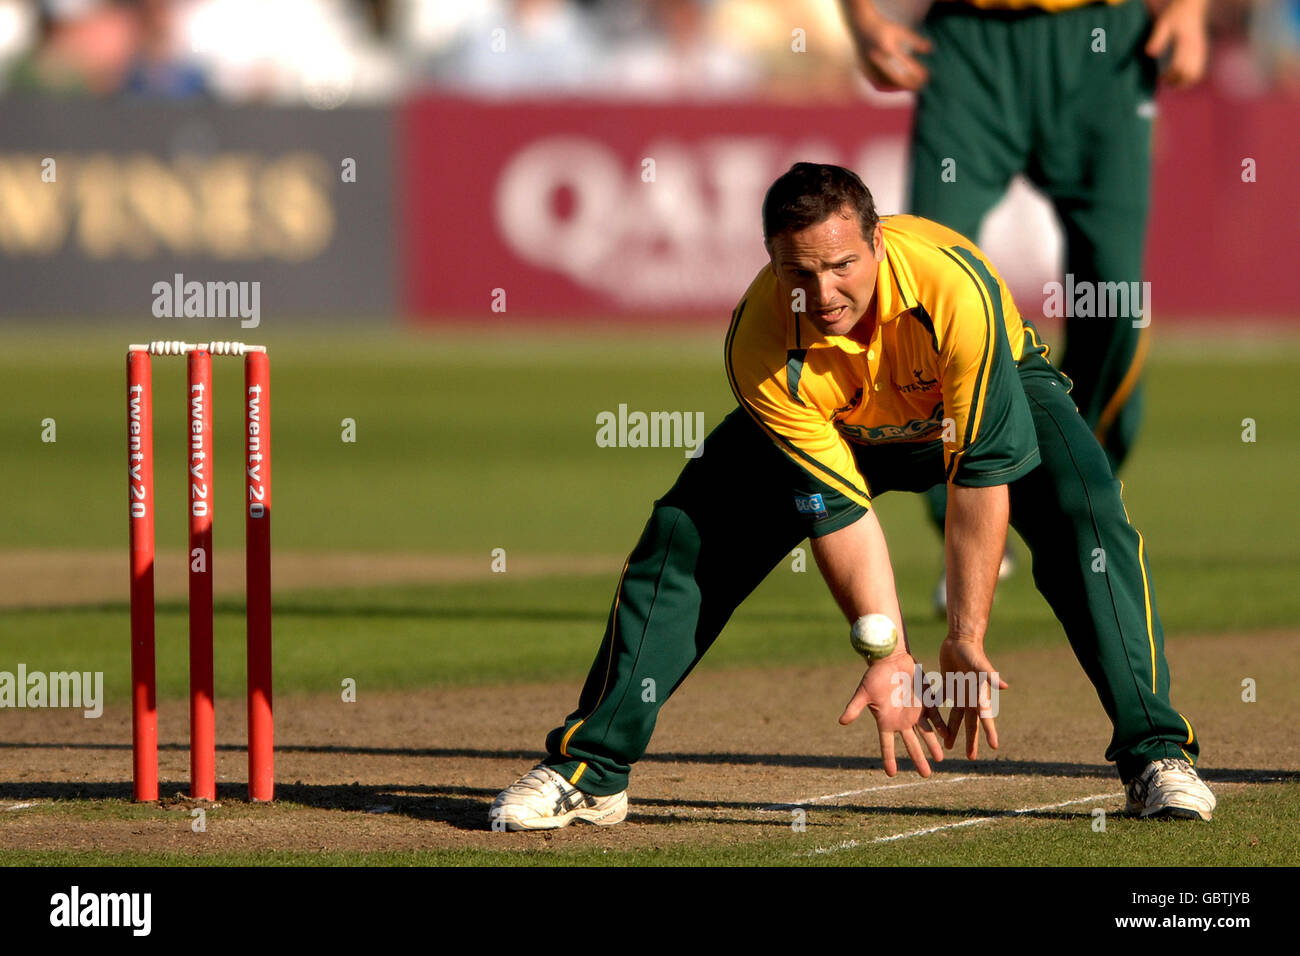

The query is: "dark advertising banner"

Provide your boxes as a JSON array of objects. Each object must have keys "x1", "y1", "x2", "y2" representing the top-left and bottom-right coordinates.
[
  {"x1": 402, "y1": 91, "x2": 1300, "y2": 322},
  {"x1": 0, "y1": 100, "x2": 394, "y2": 319}
]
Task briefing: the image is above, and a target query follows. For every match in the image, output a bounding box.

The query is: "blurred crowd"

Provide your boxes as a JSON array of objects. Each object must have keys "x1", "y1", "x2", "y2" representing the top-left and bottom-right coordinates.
[{"x1": 0, "y1": 0, "x2": 1295, "y2": 104}]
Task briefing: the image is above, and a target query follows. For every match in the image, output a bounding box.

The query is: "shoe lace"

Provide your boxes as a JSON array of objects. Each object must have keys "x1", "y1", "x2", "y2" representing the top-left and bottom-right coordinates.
[
  {"x1": 1137, "y1": 758, "x2": 1195, "y2": 794},
  {"x1": 512, "y1": 766, "x2": 565, "y2": 797},
  {"x1": 1130, "y1": 759, "x2": 1190, "y2": 798},
  {"x1": 1149, "y1": 758, "x2": 1191, "y2": 780}
]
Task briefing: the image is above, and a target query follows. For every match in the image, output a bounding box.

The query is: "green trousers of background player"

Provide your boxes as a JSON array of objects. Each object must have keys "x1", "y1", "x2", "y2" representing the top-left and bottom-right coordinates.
[
  {"x1": 544, "y1": 354, "x2": 1198, "y2": 795},
  {"x1": 911, "y1": 0, "x2": 1157, "y2": 526}
]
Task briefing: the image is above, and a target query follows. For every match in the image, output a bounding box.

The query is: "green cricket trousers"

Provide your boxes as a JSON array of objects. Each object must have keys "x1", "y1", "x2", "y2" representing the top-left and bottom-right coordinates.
[
  {"x1": 911, "y1": 0, "x2": 1158, "y2": 533},
  {"x1": 544, "y1": 358, "x2": 1198, "y2": 794}
]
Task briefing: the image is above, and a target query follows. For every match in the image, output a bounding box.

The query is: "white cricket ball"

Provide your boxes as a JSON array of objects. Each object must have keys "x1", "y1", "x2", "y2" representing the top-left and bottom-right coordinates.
[{"x1": 850, "y1": 613, "x2": 898, "y2": 661}]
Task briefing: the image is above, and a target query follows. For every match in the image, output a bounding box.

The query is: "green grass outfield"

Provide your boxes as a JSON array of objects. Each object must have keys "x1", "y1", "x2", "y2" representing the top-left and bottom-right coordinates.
[{"x1": 1, "y1": 325, "x2": 1298, "y2": 866}]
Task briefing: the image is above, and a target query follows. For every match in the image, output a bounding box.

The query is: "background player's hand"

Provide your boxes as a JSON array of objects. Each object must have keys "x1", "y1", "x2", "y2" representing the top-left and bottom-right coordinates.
[
  {"x1": 840, "y1": 652, "x2": 947, "y2": 777},
  {"x1": 842, "y1": 7, "x2": 932, "y2": 92},
  {"x1": 938, "y1": 636, "x2": 1008, "y2": 760},
  {"x1": 1145, "y1": 0, "x2": 1210, "y2": 88}
]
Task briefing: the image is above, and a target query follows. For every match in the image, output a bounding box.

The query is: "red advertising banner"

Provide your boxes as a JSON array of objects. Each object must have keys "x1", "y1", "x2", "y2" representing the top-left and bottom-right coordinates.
[{"x1": 402, "y1": 92, "x2": 1299, "y2": 323}]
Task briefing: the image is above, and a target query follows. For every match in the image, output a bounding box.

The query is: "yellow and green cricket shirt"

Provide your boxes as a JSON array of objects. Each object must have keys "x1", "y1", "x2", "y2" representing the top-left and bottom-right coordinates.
[{"x1": 725, "y1": 215, "x2": 1052, "y2": 535}]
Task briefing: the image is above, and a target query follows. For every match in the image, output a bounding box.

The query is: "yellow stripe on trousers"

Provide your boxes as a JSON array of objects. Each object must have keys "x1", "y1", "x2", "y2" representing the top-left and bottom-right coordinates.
[
  {"x1": 1094, "y1": 326, "x2": 1149, "y2": 447},
  {"x1": 1117, "y1": 481, "x2": 1158, "y2": 692},
  {"x1": 560, "y1": 558, "x2": 631, "y2": 760}
]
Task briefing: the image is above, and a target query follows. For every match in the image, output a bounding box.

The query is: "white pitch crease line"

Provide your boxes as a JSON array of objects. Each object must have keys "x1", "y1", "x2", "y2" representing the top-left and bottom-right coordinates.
[
  {"x1": 760, "y1": 775, "x2": 973, "y2": 811},
  {"x1": 3, "y1": 802, "x2": 37, "y2": 811},
  {"x1": 800, "y1": 790, "x2": 1121, "y2": 856}
]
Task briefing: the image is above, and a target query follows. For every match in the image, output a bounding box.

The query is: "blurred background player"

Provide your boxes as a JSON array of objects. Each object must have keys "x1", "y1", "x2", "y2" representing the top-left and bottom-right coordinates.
[{"x1": 838, "y1": 0, "x2": 1210, "y2": 613}]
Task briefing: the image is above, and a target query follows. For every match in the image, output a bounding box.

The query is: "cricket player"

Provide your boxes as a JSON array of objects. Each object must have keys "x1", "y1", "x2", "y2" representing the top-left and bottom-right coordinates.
[
  {"x1": 490, "y1": 163, "x2": 1214, "y2": 830},
  {"x1": 839, "y1": 0, "x2": 1210, "y2": 613}
]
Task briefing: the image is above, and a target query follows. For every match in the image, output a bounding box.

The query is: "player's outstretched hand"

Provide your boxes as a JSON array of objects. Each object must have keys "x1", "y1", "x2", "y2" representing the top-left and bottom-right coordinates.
[
  {"x1": 1145, "y1": 0, "x2": 1209, "y2": 88},
  {"x1": 840, "y1": 652, "x2": 947, "y2": 777},
  {"x1": 844, "y1": 10, "x2": 933, "y2": 92},
  {"x1": 938, "y1": 636, "x2": 1008, "y2": 760}
]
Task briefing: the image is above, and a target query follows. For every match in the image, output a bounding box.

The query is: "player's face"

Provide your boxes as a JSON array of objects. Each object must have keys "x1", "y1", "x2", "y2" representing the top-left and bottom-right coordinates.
[{"x1": 769, "y1": 210, "x2": 884, "y2": 338}]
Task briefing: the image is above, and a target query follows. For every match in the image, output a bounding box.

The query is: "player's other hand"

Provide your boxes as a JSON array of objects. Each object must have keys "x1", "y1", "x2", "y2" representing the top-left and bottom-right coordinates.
[
  {"x1": 840, "y1": 652, "x2": 947, "y2": 777},
  {"x1": 938, "y1": 636, "x2": 1008, "y2": 760},
  {"x1": 843, "y1": 7, "x2": 932, "y2": 92},
  {"x1": 1145, "y1": 0, "x2": 1210, "y2": 88}
]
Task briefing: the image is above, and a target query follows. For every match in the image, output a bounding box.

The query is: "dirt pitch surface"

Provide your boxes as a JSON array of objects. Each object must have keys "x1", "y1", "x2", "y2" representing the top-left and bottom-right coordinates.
[{"x1": 1, "y1": 632, "x2": 1296, "y2": 860}]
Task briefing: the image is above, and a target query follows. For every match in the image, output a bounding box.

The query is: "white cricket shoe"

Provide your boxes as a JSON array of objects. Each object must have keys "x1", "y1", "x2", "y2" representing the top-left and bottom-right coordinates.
[
  {"x1": 933, "y1": 546, "x2": 1017, "y2": 617},
  {"x1": 1124, "y1": 758, "x2": 1216, "y2": 821},
  {"x1": 489, "y1": 764, "x2": 628, "y2": 831}
]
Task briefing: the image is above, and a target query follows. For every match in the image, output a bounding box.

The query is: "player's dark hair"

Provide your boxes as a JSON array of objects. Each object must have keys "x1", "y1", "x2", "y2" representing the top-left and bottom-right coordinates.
[{"x1": 762, "y1": 163, "x2": 879, "y2": 246}]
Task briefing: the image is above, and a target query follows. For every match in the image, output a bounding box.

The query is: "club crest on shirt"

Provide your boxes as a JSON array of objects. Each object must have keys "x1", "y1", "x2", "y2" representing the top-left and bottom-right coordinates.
[{"x1": 898, "y1": 368, "x2": 939, "y2": 394}]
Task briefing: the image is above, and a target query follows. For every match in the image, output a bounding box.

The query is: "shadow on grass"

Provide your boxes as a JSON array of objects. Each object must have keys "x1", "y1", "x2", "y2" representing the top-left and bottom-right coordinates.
[
  {"x1": 0, "y1": 780, "x2": 1115, "y2": 832},
  {"x1": 2, "y1": 742, "x2": 1294, "y2": 832},
  {"x1": 4, "y1": 739, "x2": 1296, "y2": 785}
]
